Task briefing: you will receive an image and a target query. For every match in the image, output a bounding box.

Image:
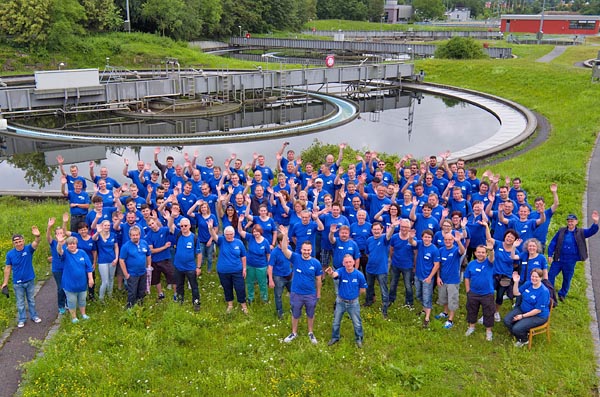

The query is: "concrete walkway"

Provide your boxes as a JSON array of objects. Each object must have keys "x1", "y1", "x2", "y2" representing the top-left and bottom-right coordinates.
[{"x1": 537, "y1": 46, "x2": 567, "y2": 63}]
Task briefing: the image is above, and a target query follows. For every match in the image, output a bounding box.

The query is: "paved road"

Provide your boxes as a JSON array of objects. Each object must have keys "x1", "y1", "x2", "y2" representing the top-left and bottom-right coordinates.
[{"x1": 536, "y1": 45, "x2": 567, "y2": 63}]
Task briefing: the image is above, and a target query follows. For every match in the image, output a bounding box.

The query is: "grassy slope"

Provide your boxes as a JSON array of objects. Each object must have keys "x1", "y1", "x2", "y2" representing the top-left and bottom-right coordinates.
[{"x1": 2, "y1": 31, "x2": 599, "y2": 395}]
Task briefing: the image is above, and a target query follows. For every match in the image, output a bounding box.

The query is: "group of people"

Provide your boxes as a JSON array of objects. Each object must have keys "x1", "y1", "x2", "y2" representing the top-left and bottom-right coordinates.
[{"x1": 3, "y1": 143, "x2": 599, "y2": 348}]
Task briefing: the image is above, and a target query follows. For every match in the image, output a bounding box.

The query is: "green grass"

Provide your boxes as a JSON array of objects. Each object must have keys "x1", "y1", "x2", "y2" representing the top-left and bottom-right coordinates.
[
  {"x1": 0, "y1": 197, "x2": 65, "y2": 330},
  {"x1": 4, "y1": 38, "x2": 600, "y2": 395}
]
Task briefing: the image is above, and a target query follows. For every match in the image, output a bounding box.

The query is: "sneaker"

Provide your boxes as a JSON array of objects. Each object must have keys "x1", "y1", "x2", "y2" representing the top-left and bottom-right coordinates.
[
  {"x1": 327, "y1": 338, "x2": 339, "y2": 346},
  {"x1": 71, "y1": 318, "x2": 79, "y2": 324},
  {"x1": 193, "y1": 300, "x2": 201, "y2": 312},
  {"x1": 308, "y1": 332, "x2": 318, "y2": 345},
  {"x1": 514, "y1": 340, "x2": 528, "y2": 348},
  {"x1": 32, "y1": 317, "x2": 42, "y2": 323},
  {"x1": 477, "y1": 316, "x2": 484, "y2": 325},
  {"x1": 277, "y1": 311, "x2": 284, "y2": 320},
  {"x1": 356, "y1": 340, "x2": 363, "y2": 349},
  {"x1": 173, "y1": 294, "x2": 177, "y2": 303},
  {"x1": 435, "y1": 312, "x2": 448, "y2": 320},
  {"x1": 423, "y1": 319, "x2": 430, "y2": 328},
  {"x1": 494, "y1": 312, "x2": 501, "y2": 322},
  {"x1": 82, "y1": 314, "x2": 90, "y2": 320},
  {"x1": 465, "y1": 327, "x2": 475, "y2": 337},
  {"x1": 403, "y1": 304, "x2": 415, "y2": 311},
  {"x1": 58, "y1": 308, "x2": 66, "y2": 315},
  {"x1": 283, "y1": 333, "x2": 297, "y2": 343},
  {"x1": 486, "y1": 331, "x2": 493, "y2": 341},
  {"x1": 158, "y1": 293, "x2": 165, "y2": 300},
  {"x1": 443, "y1": 320, "x2": 454, "y2": 329},
  {"x1": 17, "y1": 321, "x2": 25, "y2": 328}
]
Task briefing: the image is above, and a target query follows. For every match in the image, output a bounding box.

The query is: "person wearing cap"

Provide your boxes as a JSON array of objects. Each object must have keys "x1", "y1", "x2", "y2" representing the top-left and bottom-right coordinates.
[
  {"x1": 2, "y1": 227, "x2": 42, "y2": 328},
  {"x1": 547, "y1": 210, "x2": 599, "y2": 301}
]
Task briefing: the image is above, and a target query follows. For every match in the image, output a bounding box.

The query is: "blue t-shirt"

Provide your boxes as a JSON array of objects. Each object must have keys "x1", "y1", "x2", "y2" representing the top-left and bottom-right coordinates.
[
  {"x1": 320, "y1": 214, "x2": 350, "y2": 250},
  {"x1": 5, "y1": 245, "x2": 36, "y2": 284},
  {"x1": 332, "y1": 238, "x2": 360, "y2": 269},
  {"x1": 268, "y1": 246, "x2": 292, "y2": 277},
  {"x1": 336, "y1": 268, "x2": 367, "y2": 300},
  {"x1": 290, "y1": 221, "x2": 319, "y2": 254},
  {"x1": 95, "y1": 232, "x2": 118, "y2": 264},
  {"x1": 119, "y1": 240, "x2": 150, "y2": 277},
  {"x1": 61, "y1": 249, "x2": 93, "y2": 293},
  {"x1": 145, "y1": 227, "x2": 172, "y2": 262},
  {"x1": 252, "y1": 216, "x2": 278, "y2": 246},
  {"x1": 49, "y1": 240, "x2": 64, "y2": 273},
  {"x1": 72, "y1": 232, "x2": 96, "y2": 263},
  {"x1": 173, "y1": 232, "x2": 200, "y2": 271},
  {"x1": 414, "y1": 214, "x2": 440, "y2": 238},
  {"x1": 493, "y1": 239, "x2": 515, "y2": 277},
  {"x1": 245, "y1": 235, "x2": 271, "y2": 268},
  {"x1": 365, "y1": 235, "x2": 391, "y2": 275},
  {"x1": 438, "y1": 245, "x2": 461, "y2": 284},
  {"x1": 390, "y1": 234, "x2": 414, "y2": 269},
  {"x1": 414, "y1": 241, "x2": 440, "y2": 281},
  {"x1": 195, "y1": 214, "x2": 218, "y2": 243},
  {"x1": 349, "y1": 222, "x2": 372, "y2": 251},
  {"x1": 67, "y1": 191, "x2": 90, "y2": 216},
  {"x1": 519, "y1": 281, "x2": 550, "y2": 319},
  {"x1": 508, "y1": 218, "x2": 538, "y2": 245},
  {"x1": 465, "y1": 258, "x2": 495, "y2": 295},
  {"x1": 216, "y1": 236, "x2": 247, "y2": 274},
  {"x1": 290, "y1": 252, "x2": 322, "y2": 295}
]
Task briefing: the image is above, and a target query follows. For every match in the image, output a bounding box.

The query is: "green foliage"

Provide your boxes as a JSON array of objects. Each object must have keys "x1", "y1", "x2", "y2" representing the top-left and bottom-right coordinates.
[
  {"x1": 317, "y1": 0, "x2": 382, "y2": 21},
  {"x1": 141, "y1": 0, "x2": 186, "y2": 37},
  {"x1": 0, "y1": 0, "x2": 53, "y2": 48},
  {"x1": 46, "y1": 0, "x2": 87, "y2": 51},
  {"x1": 412, "y1": 0, "x2": 446, "y2": 21},
  {"x1": 435, "y1": 37, "x2": 488, "y2": 60},
  {"x1": 80, "y1": 0, "x2": 123, "y2": 33}
]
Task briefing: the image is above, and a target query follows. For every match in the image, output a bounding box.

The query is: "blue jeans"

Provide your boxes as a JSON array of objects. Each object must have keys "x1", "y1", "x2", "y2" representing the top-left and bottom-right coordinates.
[
  {"x1": 503, "y1": 307, "x2": 548, "y2": 342},
  {"x1": 389, "y1": 267, "x2": 414, "y2": 305},
  {"x1": 414, "y1": 277, "x2": 434, "y2": 309},
  {"x1": 199, "y1": 242, "x2": 215, "y2": 272},
  {"x1": 97, "y1": 263, "x2": 116, "y2": 301},
  {"x1": 52, "y1": 271, "x2": 67, "y2": 310},
  {"x1": 365, "y1": 272, "x2": 389, "y2": 314},
  {"x1": 65, "y1": 290, "x2": 87, "y2": 310},
  {"x1": 218, "y1": 271, "x2": 246, "y2": 303},
  {"x1": 14, "y1": 280, "x2": 38, "y2": 322},
  {"x1": 548, "y1": 260, "x2": 576, "y2": 298},
  {"x1": 273, "y1": 275, "x2": 292, "y2": 316},
  {"x1": 331, "y1": 298, "x2": 363, "y2": 341}
]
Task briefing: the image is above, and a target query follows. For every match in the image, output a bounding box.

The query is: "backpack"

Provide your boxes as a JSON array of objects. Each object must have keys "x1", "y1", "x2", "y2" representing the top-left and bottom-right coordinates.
[{"x1": 541, "y1": 279, "x2": 558, "y2": 308}]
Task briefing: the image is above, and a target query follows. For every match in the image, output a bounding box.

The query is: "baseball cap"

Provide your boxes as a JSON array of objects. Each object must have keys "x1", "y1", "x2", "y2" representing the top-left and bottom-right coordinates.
[
  {"x1": 567, "y1": 214, "x2": 578, "y2": 220},
  {"x1": 314, "y1": 178, "x2": 323, "y2": 183}
]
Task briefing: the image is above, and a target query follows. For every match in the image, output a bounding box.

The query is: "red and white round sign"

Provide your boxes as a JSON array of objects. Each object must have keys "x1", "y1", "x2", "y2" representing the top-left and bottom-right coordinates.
[{"x1": 325, "y1": 55, "x2": 335, "y2": 68}]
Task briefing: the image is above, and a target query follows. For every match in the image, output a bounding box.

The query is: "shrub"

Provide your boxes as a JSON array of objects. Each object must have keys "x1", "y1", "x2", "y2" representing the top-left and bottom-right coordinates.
[{"x1": 434, "y1": 37, "x2": 488, "y2": 60}]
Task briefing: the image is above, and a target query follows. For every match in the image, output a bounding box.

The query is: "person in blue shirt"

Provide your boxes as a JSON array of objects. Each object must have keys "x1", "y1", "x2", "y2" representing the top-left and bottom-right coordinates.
[
  {"x1": 168, "y1": 217, "x2": 201, "y2": 311},
  {"x1": 46, "y1": 217, "x2": 67, "y2": 315},
  {"x1": 268, "y1": 233, "x2": 293, "y2": 319},
  {"x1": 389, "y1": 219, "x2": 416, "y2": 308},
  {"x1": 325, "y1": 254, "x2": 368, "y2": 348},
  {"x1": 280, "y1": 227, "x2": 323, "y2": 345},
  {"x1": 57, "y1": 155, "x2": 87, "y2": 192},
  {"x1": 187, "y1": 201, "x2": 219, "y2": 273},
  {"x1": 238, "y1": 223, "x2": 271, "y2": 304},
  {"x1": 548, "y1": 211, "x2": 599, "y2": 301},
  {"x1": 364, "y1": 222, "x2": 396, "y2": 319},
  {"x1": 504, "y1": 269, "x2": 551, "y2": 347},
  {"x1": 119, "y1": 226, "x2": 151, "y2": 308},
  {"x1": 61, "y1": 177, "x2": 90, "y2": 232},
  {"x1": 435, "y1": 233, "x2": 465, "y2": 329},
  {"x1": 145, "y1": 217, "x2": 177, "y2": 300},
  {"x1": 464, "y1": 242, "x2": 495, "y2": 341},
  {"x1": 408, "y1": 229, "x2": 441, "y2": 328},
  {"x1": 92, "y1": 220, "x2": 119, "y2": 302},
  {"x1": 517, "y1": 238, "x2": 548, "y2": 283},
  {"x1": 2, "y1": 227, "x2": 42, "y2": 327},
  {"x1": 123, "y1": 158, "x2": 151, "y2": 198},
  {"x1": 529, "y1": 183, "x2": 559, "y2": 252},
  {"x1": 89, "y1": 163, "x2": 121, "y2": 191},
  {"x1": 57, "y1": 236, "x2": 94, "y2": 323},
  {"x1": 208, "y1": 222, "x2": 249, "y2": 314}
]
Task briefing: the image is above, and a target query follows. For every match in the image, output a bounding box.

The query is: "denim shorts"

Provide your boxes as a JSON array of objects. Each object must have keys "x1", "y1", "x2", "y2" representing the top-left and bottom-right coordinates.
[{"x1": 290, "y1": 292, "x2": 318, "y2": 319}]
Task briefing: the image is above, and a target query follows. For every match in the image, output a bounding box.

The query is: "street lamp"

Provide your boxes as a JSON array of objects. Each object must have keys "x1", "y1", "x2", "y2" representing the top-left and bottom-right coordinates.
[
  {"x1": 238, "y1": 25, "x2": 242, "y2": 37},
  {"x1": 381, "y1": 15, "x2": 385, "y2": 32},
  {"x1": 407, "y1": 47, "x2": 412, "y2": 61}
]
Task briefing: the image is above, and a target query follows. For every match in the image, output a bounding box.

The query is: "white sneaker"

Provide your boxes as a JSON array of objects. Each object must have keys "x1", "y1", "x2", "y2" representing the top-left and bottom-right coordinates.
[
  {"x1": 465, "y1": 327, "x2": 475, "y2": 337},
  {"x1": 514, "y1": 340, "x2": 527, "y2": 348},
  {"x1": 32, "y1": 317, "x2": 42, "y2": 323},
  {"x1": 477, "y1": 316, "x2": 484, "y2": 325},
  {"x1": 494, "y1": 312, "x2": 501, "y2": 322},
  {"x1": 17, "y1": 321, "x2": 25, "y2": 328},
  {"x1": 486, "y1": 331, "x2": 493, "y2": 341},
  {"x1": 283, "y1": 333, "x2": 297, "y2": 343},
  {"x1": 308, "y1": 332, "x2": 318, "y2": 345}
]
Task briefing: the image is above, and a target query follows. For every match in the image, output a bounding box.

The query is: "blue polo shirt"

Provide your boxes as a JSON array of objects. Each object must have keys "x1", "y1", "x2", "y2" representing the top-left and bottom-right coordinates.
[
  {"x1": 337, "y1": 268, "x2": 367, "y2": 300},
  {"x1": 268, "y1": 246, "x2": 292, "y2": 277},
  {"x1": 464, "y1": 258, "x2": 494, "y2": 295},
  {"x1": 119, "y1": 240, "x2": 150, "y2": 277},
  {"x1": 438, "y1": 245, "x2": 461, "y2": 284},
  {"x1": 5, "y1": 245, "x2": 36, "y2": 284},
  {"x1": 290, "y1": 252, "x2": 322, "y2": 295},
  {"x1": 61, "y1": 249, "x2": 93, "y2": 293},
  {"x1": 414, "y1": 241, "x2": 440, "y2": 281},
  {"x1": 365, "y1": 235, "x2": 391, "y2": 274}
]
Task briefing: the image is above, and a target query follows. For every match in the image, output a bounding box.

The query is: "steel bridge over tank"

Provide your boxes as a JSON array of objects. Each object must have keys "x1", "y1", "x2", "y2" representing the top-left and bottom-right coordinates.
[
  {"x1": 0, "y1": 63, "x2": 414, "y2": 115},
  {"x1": 301, "y1": 30, "x2": 504, "y2": 40},
  {"x1": 229, "y1": 37, "x2": 513, "y2": 59}
]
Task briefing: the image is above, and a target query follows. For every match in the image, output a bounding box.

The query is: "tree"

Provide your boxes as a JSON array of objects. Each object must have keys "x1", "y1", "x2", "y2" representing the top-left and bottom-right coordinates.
[
  {"x1": 7, "y1": 152, "x2": 58, "y2": 189},
  {"x1": 412, "y1": 0, "x2": 445, "y2": 21},
  {"x1": 46, "y1": 0, "x2": 87, "y2": 51},
  {"x1": 141, "y1": 0, "x2": 186, "y2": 37},
  {"x1": 80, "y1": 0, "x2": 123, "y2": 32},
  {"x1": 0, "y1": 0, "x2": 53, "y2": 47},
  {"x1": 434, "y1": 37, "x2": 488, "y2": 59}
]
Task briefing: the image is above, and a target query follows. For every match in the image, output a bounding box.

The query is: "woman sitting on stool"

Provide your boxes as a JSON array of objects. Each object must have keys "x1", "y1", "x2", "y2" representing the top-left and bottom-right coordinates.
[{"x1": 503, "y1": 268, "x2": 550, "y2": 348}]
